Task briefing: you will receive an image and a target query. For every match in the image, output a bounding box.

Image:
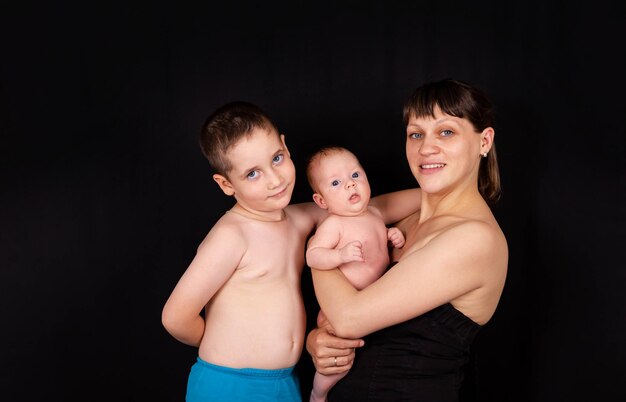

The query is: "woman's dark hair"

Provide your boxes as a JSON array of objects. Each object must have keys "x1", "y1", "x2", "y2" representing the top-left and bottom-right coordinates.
[{"x1": 403, "y1": 79, "x2": 501, "y2": 204}]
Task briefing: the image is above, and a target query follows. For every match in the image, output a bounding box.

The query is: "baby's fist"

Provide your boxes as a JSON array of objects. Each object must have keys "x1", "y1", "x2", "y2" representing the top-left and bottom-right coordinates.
[
  {"x1": 340, "y1": 241, "x2": 364, "y2": 263},
  {"x1": 387, "y1": 227, "x2": 405, "y2": 249}
]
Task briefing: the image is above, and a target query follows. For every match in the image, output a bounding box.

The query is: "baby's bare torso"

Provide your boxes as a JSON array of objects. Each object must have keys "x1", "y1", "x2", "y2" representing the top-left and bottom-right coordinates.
[
  {"x1": 332, "y1": 208, "x2": 390, "y2": 290},
  {"x1": 199, "y1": 210, "x2": 310, "y2": 370}
]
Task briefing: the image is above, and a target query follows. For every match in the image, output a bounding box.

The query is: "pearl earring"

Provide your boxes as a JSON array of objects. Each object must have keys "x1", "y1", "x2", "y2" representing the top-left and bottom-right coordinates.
[{"x1": 481, "y1": 152, "x2": 488, "y2": 158}]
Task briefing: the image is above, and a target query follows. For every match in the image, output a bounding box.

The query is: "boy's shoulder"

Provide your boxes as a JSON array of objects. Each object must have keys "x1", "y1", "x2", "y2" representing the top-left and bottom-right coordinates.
[{"x1": 199, "y1": 211, "x2": 247, "y2": 246}]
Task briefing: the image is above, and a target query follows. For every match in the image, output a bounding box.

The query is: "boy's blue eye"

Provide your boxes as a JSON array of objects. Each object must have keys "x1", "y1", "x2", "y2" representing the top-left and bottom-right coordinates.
[
  {"x1": 247, "y1": 170, "x2": 259, "y2": 179},
  {"x1": 273, "y1": 154, "x2": 284, "y2": 164},
  {"x1": 441, "y1": 129, "x2": 453, "y2": 136},
  {"x1": 352, "y1": 172, "x2": 359, "y2": 179},
  {"x1": 331, "y1": 180, "x2": 340, "y2": 187}
]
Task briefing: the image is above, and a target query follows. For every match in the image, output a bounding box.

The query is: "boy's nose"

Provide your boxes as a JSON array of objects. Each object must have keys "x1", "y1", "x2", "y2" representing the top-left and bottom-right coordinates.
[{"x1": 267, "y1": 170, "x2": 282, "y2": 188}]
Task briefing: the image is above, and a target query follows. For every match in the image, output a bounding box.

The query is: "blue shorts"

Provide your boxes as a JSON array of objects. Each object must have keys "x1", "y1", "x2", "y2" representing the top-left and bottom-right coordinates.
[{"x1": 186, "y1": 357, "x2": 302, "y2": 402}]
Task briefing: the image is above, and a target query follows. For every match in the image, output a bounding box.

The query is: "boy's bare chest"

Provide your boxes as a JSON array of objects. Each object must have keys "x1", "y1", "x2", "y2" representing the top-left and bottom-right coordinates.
[{"x1": 236, "y1": 221, "x2": 307, "y2": 278}]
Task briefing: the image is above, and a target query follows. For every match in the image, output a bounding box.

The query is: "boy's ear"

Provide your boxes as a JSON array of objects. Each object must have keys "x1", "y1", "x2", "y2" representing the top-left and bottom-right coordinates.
[
  {"x1": 213, "y1": 173, "x2": 235, "y2": 196},
  {"x1": 312, "y1": 193, "x2": 328, "y2": 209},
  {"x1": 280, "y1": 134, "x2": 291, "y2": 157}
]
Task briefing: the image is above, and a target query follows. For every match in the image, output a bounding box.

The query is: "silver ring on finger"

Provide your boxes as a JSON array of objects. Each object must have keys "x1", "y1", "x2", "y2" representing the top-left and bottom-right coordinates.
[{"x1": 333, "y1": 356, "x2": 337, "y2": 367}]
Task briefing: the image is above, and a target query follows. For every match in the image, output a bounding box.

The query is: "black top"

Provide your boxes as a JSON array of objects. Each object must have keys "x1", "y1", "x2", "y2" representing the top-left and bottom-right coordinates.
[{"x1": 329, "y1": 286, "x2": 481, "y2": 402}]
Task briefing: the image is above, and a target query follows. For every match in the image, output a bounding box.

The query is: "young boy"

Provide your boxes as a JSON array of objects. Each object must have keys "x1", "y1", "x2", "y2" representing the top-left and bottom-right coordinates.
[
  {"x1": 162, "y1": 102, "x2": 420, "y2": 401},
  {"x1": 305, "y1": 147, "x2": 405, "y2": 402}
]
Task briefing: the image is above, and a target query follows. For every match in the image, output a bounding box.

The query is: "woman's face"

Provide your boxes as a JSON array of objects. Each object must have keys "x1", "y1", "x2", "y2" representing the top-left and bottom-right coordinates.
[{"x1": 405, "y1": 106, "x2": 492, "y2": 196}]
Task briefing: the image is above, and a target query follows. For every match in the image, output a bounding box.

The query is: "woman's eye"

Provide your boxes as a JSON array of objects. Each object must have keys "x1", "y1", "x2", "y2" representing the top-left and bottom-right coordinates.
[
  {"x1": 247, "y1": 170, "x2": 259, "y2": 179},
  {"x1": 331, "y1": 180, "x2": 340, "y2": 187},
  {"x1": 352, "y1": 172, "x2": 360, "y2": 179},
  {"x1": 272, "y1": 154, "x2": 284, "y2": 164},
  {"x1": 441, "y1": 129, "x2": 453, "y2": 136},
  {"x1": 409, "y1": 132, "x2": 423, "y2": 139}
]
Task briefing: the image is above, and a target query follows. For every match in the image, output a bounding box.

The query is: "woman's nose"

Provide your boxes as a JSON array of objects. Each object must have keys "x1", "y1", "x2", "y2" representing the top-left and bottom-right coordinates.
[{"x1": 419, "y1": 135, "x2": 439, "y2": 155}]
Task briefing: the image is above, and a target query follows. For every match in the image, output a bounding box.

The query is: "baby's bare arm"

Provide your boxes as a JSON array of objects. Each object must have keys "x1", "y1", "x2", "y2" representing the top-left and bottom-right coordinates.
[
  {"x1": 162, "y1": 222, "x2": 244, "y2": 346},
  {"x1": 306, "y1": 218, "x2": 363, "y2": 270}
]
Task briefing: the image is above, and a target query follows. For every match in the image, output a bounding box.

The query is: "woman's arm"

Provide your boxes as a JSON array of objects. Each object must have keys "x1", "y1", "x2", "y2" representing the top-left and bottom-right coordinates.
[
  {"x1": 369, "y1": 188, "x2": 421, "y2": 224},
  {"x1": 312, "y1": 220, "x2": 505, "y2": 338},
  {"x1": 306, "y1": 315, "x2": 364, "y2": 375}
]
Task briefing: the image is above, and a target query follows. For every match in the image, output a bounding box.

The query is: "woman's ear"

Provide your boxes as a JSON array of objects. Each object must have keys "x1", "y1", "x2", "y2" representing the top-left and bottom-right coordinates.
[
  {"x1": 481, "y1": 127, "x2": 495, "y2": 154},
  {"x1": 312, "y1": 193, "x2": 328, "y2": 209},
  {"x1": 213, "y1": 173, "x2": 235, "y2": 196}
]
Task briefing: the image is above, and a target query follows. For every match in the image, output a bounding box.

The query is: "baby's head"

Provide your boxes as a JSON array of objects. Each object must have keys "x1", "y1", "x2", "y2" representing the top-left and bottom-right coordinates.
[{"x1": 306, "y1": 147, "x2": 371, "y2": 216}]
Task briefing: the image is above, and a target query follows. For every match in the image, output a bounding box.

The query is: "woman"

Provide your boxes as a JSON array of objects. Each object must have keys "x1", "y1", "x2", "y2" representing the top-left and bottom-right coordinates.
[{"x1": 306, "y1": 79, "x2": 508, "y2": 401}]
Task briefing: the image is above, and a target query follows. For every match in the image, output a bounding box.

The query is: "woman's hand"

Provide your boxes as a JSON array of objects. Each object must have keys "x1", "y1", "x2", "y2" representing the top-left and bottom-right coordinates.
[{"x1": 306, "y1": 313, "x2": 364, "y2": 375}]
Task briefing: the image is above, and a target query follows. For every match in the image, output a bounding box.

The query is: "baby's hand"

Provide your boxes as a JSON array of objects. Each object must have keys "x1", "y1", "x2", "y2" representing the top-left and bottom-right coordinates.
[
  {"x1": 339, "y1": 241, "x2": 364, "y2": 263},
  {"x1": 387, "y1": 227, "x2": 405, "y2": 249}
]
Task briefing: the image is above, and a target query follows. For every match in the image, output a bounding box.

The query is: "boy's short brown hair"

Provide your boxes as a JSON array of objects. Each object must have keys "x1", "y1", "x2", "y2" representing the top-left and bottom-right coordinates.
[{"x1": 200, "y1": 102, "x2": 279, "y2": 176}]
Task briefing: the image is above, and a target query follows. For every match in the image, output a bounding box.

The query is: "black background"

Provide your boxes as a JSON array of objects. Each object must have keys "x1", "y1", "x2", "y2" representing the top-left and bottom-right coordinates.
[{"x1": 1, "y1": 2, "x2": 625, "y2": 401}]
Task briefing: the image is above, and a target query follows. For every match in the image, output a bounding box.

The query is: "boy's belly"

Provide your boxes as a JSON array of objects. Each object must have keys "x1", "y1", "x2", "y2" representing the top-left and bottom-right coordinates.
[{"x1": 198, "y1": 282, "x2": 305, "y2": 370}]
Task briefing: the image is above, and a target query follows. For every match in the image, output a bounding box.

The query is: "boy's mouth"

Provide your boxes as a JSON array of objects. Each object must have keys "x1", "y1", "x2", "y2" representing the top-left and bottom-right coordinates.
[{"x1": 270, "y1": 186, "x2": 288, "y2": 198}]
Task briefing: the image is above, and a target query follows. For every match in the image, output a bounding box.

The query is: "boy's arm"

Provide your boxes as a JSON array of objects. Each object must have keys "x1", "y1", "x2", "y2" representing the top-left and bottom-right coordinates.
[
  {"x1": 286, "y1": 201, "x2": 329, "y2": 230},
  {"x1": 306, "y1": 219, "x2": 363, "y2": 270},
  {"x1": 369, "y1": 188, "x2": 421, "y2": 224},
  {"x1": 161, "y1": 223, "x2": 244, "y2": 347}
]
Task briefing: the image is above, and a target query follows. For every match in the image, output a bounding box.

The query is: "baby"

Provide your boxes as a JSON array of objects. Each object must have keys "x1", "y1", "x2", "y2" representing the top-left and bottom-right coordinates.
[{"x1": 305, "y1": 147, "x2": 405, "y2": 402}]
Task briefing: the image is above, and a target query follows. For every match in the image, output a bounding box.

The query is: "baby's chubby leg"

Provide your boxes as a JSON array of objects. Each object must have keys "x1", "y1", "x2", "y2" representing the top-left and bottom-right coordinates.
[
  {"x1": 311, "y1": 371, "x2": 346, "y2": 402},
  {"x1": 310, "y1": 310, "x2": 347, "y2": 402}
]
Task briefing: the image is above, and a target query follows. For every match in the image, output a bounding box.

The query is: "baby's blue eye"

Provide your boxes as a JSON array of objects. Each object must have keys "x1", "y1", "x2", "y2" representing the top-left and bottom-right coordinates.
[
  {"x1": 352, "y1": 172, "x2": 360, "y2": 179},
  {"x1": 273, "y1": 154, "x2": 284, "y2": 164},
  {"x1": 247, "y1": 170, "x2": 259, "y2": 179},
  {"x1": 331, "y1": 180, "x2": 340, "y2": 187}
]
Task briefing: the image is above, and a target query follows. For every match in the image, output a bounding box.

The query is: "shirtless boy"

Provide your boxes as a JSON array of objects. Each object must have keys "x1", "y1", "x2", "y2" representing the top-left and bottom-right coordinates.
[
  {"x1": 305, "y1": 147, "x2": 405, "y2": 402},
  {"x1": 162, "y1": 102, "x2": 420, "y2": 401}
]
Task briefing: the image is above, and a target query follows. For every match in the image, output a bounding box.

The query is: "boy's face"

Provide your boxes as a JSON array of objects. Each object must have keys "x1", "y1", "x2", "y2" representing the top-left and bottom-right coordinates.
[
  {"x1": 311, "y1": 151, "x2": 371, "y2": 217},
  {"x1": 213, "y1": 128, "x2": 295, "y2": 220}
]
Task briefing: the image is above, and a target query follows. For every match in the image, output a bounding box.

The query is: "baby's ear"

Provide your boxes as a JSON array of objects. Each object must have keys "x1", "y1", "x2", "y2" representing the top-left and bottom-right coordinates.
[
  {"x1": 312, "y1": 193, "x2": 328, "y2": 209},
  {"x1": 213, "y1": 174, "x2": 235, "y2": 196}
]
